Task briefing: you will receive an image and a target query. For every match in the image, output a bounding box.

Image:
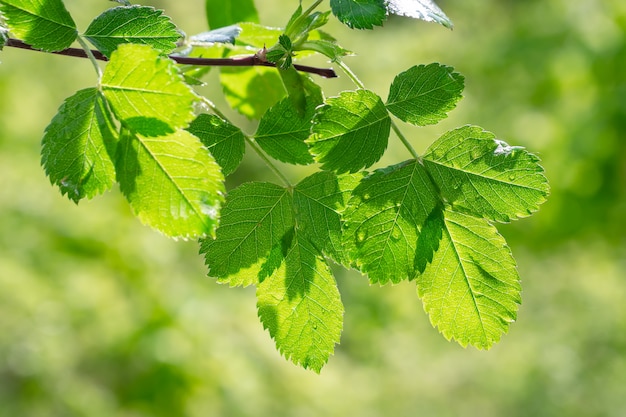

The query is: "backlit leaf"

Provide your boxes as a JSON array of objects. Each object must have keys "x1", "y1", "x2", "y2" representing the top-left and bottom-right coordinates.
[
  {"x1": 330, "y1": 0, "x2": 386, "y2": 30},
  {"x1": 116, "y1": 129, "x2": 224, "y2": 239},
  {"x1": 101, "y1": 43, "x2": 198, "y2": 136},
  {"x1": 187, "y1": 114, "x2": 245, "y2": 176},
  {"x1": 257, "y1": 232, "x2": 343, "y2": 373},
  {"x1": 205, "y1": 0, "x2": 258, "y2": 29},
  {"x1": 41, "y1": 88, "x2": 117, "y2": 202},
  {"x1": 343, "y1": 160, "x2": 439, "y2": 284},
  {"x1": 386, "y1": 63, "x2": 464, "y2": 126},
  {"x1": 294, "y1": 171, "x2": 364, "y2": 266},
  {"x1": 415, "y1": 208, "x2": 521, "y2": 348},
  {"x1": 220, "y1": 66, "x2": 286, "y2": 119},
  {"x1": 255, "y1": 89, "x2": 323, "y2": 165},
  {"x1": 308, "y1": 89, "x2": 391, "y2": 173},
  {"x1": 0, "y1": 0, "x2": 76, "y2": 51},
  {"x1": 84, "y1": 5, "x2": 180, "y2": 58},
  {"x1": 423, "y1": 126, "x2": 549, "y2": 222},
  {"x1": 200, "y1": 182, "x2": 293, "y2": 287}
]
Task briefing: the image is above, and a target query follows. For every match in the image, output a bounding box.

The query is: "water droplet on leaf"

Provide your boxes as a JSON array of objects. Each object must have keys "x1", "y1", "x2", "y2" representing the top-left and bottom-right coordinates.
[
  {"x1": 509, "y1": 173, "x2": 517, "y2": 181},
  {"x1": 357, "y1": 231, "x2": 366, "y2": 242}
]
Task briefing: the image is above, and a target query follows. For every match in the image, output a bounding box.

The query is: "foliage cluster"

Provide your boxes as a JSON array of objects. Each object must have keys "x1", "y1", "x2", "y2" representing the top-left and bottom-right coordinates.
[{"x1": 0, "y1": 0, "x2": 548, "y2": 371}]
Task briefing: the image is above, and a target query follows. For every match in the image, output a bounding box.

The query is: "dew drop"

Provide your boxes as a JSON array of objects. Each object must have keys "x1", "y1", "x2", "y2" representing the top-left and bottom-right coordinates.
[
  {"x1": 363, "y1": 193, "x2": 371, "y2": 201},
  {"x1": 391, "y1": 227, "x2": 401, "y2": 241},
  {"x1": 357, "y1": 231, "x2": 366, "y2": 242},
  {"x1": 313, "y1": 323, "x2": 318, "y2": 330},
  {"x1": 509, "y1": 173, "x2": 517, "y2": 181}
]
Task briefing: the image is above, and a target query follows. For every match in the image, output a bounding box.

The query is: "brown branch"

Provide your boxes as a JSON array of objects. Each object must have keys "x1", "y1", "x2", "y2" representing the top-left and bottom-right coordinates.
[{"x1": 4, "y1": 38, "x2": 338, "y2": 78}]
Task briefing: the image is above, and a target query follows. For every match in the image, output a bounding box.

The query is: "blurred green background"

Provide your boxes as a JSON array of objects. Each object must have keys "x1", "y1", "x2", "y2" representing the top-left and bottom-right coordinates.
[{"x1": 1, "y1": 0, "x2": 625, "y2": 416}]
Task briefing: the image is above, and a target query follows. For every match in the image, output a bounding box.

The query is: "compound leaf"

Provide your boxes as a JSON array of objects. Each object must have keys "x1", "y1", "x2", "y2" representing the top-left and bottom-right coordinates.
[
  {"x1": 257, "y1": 232, "x2": 343, "y2": 373},
  {"x1": 84, "y1": 5, "x2": 180, "y2": 58},
  {"x1": 343, "y1": 160, "x2": 439, "y2": 284},
  {"x1": 386, "y1": 0, "x2": 453, "y2": 29},
  {"x1": 101, "y1": 43, "x2": 198, "y2": 136},
  {"x1": 116, "y1": 129, "x2": 224, "y2": 239},
  {"x1": 423, "y1": 126, "x2": 549, "y2": 222},
  {"x1": 0, "y1": 0, "x2": 76, "y2": 51},
  {"x1": 205, "y1": 0, "x2": 258, "y2": 29},
  {"x1": 330, "y1": 0, "x2": 386, "y2": 30},
  {"x1": 386, "y1": 63, "x2": 464, "y2": 126},
  {"x1": 308, "y1": 89, "x2": 391, "y2": 174},
  {"x1": 415, "y1": 208, "x2": 521, "y2": 349},
  {"x1": 200, "y1": 182, "x2": 294, "y2": 287},
  {"x1": 294, "y1": 171, "x2": 364, "y2": 266},
  {"x1": 41, "y1": 88, "x2": 117, "y2": 202},
  {"x1": 187, "y1": 114, "x2": 245, "y2": 176}
]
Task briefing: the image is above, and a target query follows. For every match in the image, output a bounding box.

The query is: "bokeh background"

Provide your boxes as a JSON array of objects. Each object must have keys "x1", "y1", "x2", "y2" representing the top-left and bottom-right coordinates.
[{"x1": 1, "y1": 0, "x2": 625, "y2": 416}]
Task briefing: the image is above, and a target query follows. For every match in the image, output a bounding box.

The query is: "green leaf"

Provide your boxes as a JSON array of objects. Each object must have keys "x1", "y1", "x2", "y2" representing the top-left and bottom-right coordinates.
[
  {"x1": 101, "y1": 43, "x2": 198, "y2": 136},
  {"x1": 0, "y1": 0, "x2": 76, "y2": 51},
  {"x1": 342, "y1": 160, "x2": 439, "y2": 284},
  {"x1": 299, "y1": 39, "x2": 352, "y2": 62},
  {"x1": 187, "y1": 114, "x2": 245, "y2": 176},
  {"x1": 200, "y1": 182, "x2": 294, "y2": 287},
  {"x1": 386, "y1": 0, "x2": 453, "y2": 29},
  {"x1": 257, "y1": 232, "x2": 343, "y2": 373},
  {"x1": 220, "y1": 66, "x2": 286, "y2": 119},
  {"x1": 41, "y1": 88, "x2": 118, "y2": 203},
  {"x1": 330, "y1": 0, "x2": 386, "y2": 30},
  {"x1": 236, "y1": 22, "x2": 281, "y2": 48},
  {"x1": 308, "y1": 89, "x2": 391, "y2": 174},
  {"x1": 255, "y1": 86, "x2": 323, "y2": 165},
  {"x1": 423, "y1": 126, "x2": 549, "y2": 222},
  {"x1": 415, "y1": 208, "x2": 521, "y2": 349},
  {"x1": 205, "y1": 0, "x2": 258, "y2": 29},
  {"x1": 386, "y1": 63, "x2": 464, "y2": 126},
  {"x1": 294, "y1": 171, "x2": 364, "y2": 266},
  {"x1": 83, "y1": 6, "x2": 181, "y2": 58},
  {"x1": 116, "y1": 129, "x2": 224, "y2": 239}
]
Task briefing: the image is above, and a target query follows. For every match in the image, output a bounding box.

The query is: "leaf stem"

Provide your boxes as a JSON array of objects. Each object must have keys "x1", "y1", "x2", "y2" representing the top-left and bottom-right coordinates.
[
  {"x1": 200, "y1": 97, "x2": 292, "y2": 188},
  {"x1": 391, "y1": 121, "x2": 420, "y2": 159},
  {"x1": 77, "y1": 36, "x2": 102, "y2": 78},
  {"x1": 302, "y1": 0, "x2": 324, "y2": 17},
  {"x1": 337, "y1": 60, "x2": 365, "y2": 89},
  {"x1": 337, "y1": 60, "x2": 420, "y2": 159}
]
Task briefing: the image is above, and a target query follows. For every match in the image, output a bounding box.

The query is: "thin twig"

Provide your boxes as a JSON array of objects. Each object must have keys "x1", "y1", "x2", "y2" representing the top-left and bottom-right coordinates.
[{"x1": 4, "y1": 38, "x2": 337, "y2": 78}]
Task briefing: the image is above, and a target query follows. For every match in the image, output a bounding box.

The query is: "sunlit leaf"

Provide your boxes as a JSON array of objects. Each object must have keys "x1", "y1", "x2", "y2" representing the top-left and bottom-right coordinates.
[
  {"x1": 0, "y1": 0, "x2": 76, "y2": 51},
  {"x1": 116, "y1": 129, "x2": 224, "y2": 239},
  {"x1": 41, "y1": 88, "x2": 117, "y2": 202},
  {"x1": 205, "y1": 0, "x2": 258, "y2": 29},
  {"x1": 343, "y1": 160, "x2": 439, "y2": 284},
  {"x1": 220, "y1": 66, "x2": 286, "y2": 119},
  {"x1": 423, "y1": 126, "x2": 549, "y2": 222},
  {"x1": 84, "y1": 6, "x2": 180, "y2": 58},
  {"x1": 308, "y1": 89, "x2": 391, "y2": 173},
  {"x1": 255, "y1": 87, "x2": 323, "y2": 165},
  {"x1": 294, "y1": 171, "x2": 364, "y2": 266},
  {"x1": 415, "y1": 208, "x2": 521, "y2": 348},
  {"x1": 386, "y1": 63, "x2": 464, "y2": 126},
  {"x1": 200, "y1": 182, "x2": 293, "y2": 287},
  {"x1": 330, "y1": 0, "x2": 386, "y2": 30},
  {"x1": 187, "y1": 114, "x2": 245, "y2": 176},
  {"x1": 386, "y1": 0, "x2": 453, "y2": 29},
  {"x1": 257, "y1": 232, "x2": 343, "y2": 373},
  {"x1": 101, "y1": 43, "x2": 198, "y2": 136}
]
